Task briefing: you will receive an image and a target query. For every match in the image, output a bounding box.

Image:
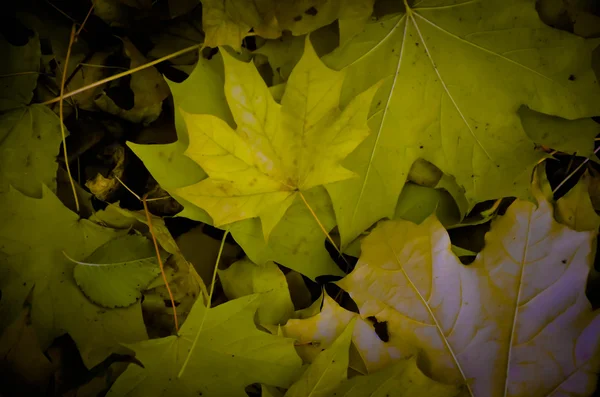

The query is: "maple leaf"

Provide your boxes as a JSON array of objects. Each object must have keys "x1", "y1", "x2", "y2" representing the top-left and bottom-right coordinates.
[
  {"x1": 0, "y1": 186, "x2": 147, "y2": 367},
  {"x1": 127, "y1": 50, "x2": 342, "y2": 280},
  {"x1": 323, "y1": 0, "x2": 600, "y2": 247},
  {"x1": 175, "y1": 38, "x2": 379, "y2": 239},
  {"x1": 107, "y1": 294, "x2": 302, "y2": 397},
  {"x1": 337, "y1": 176, "x2": 600, "y2": 396},
  {"x1": 0, "y1": 105, "x2": 63, "y2": 198},
  {"x1": 201, "y1": 0, "x2": 374, "y2": 50}
]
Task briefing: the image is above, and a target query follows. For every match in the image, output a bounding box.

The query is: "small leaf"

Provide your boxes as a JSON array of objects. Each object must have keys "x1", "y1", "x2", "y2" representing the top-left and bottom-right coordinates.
[
  {"x1": 555, "y1": 171, "x2": 600, "y2": 231},
  {"x1": 71, "y1": 234, "x2": 162, "y2": 308},
  {"x1": 219, "y1": 258, "x2": 294, "y2": 325},
  {"x1": 284, "y1": 318, "x2": 356, "y2": 397}
]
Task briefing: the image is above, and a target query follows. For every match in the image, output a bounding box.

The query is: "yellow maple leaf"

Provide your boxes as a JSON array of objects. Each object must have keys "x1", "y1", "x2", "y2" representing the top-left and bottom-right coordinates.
[{"x1": 176, "y1": 38, "x2": 378, "y2": 239}]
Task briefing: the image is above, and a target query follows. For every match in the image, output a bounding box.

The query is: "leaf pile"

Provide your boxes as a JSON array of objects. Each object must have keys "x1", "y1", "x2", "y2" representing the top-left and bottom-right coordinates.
[{"x1": 1, "y1": 0, "x2": 600, "y2": 396}]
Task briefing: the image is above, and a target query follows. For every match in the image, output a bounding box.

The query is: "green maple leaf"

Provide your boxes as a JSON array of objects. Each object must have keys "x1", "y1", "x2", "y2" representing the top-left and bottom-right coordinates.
[
  {"x1": 201, "y1": 0, "x2": 374, "y2": 50},
  {"x1": 107, "y1": 294, "x2": 302, "y2": 397},
  {"x1": 0, "y1": 186, "x2": 147, "y2": 367},
  {"x1": 0, "y1": 105, "x2": 63, "y2": 198},
  {"x1": 175, "y1": 38, "x2": 378, "y2": 239},
  {"x1": 323, "y1": 0, "x2": 600, "y2": 247}
]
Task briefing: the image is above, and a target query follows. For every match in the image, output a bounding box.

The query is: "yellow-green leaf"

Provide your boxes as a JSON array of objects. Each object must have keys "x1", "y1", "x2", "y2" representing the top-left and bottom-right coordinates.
[
  {"x1": 219, "y1": 258, "x2": 294, "y2": 325},
  {"x1": 71, "y1": 234, "x2": 162, "y2": 309},
  {"x1": 176, "y1": 38, "x2": 378, "y2": 239},
  {"x1": 330, "y1": 357, "x2": 461, "y2": 397},
  {"x1": 284, "y1": 318, "x2": 356, "y2": 397},
  {"x1": 283, "y1": 293, "x2": 402, "y2": 374},
  {"x1": 107, "y1": 295, "x2": 302, "y2": 397},
  {"x1": 0, "y1": 105, "x2": 62, "y2": 198},
  {"x1": 555, "y1": 171, "x2": 600, "y2": 231},
  {"x1": 0, "y1": 186, "x2": 147, "y2": 367},
  {"x1": 324, "y1": 0, "x2": 600, "y2": 247}
]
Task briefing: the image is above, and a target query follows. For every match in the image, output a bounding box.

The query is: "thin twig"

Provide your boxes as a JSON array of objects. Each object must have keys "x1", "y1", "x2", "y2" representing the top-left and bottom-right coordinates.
[
  {"x1": 143, "y1": 195, "x2": 179, "y2": 332},
  {"x1": 552, "y1": 145, "x2": 600, "y2": 194},
  {"x1": 178, "y1": 229, "x2": 229, "y2": 378},
  {"x1": 59, "y1": 25, "x2": 80, "y2": 214},
  {"x1": 41, "y1": 44, "x2": 202, "y2": 106},
  {"x1": 76, "y1": 3, "x2": 95, "y2": 36}
]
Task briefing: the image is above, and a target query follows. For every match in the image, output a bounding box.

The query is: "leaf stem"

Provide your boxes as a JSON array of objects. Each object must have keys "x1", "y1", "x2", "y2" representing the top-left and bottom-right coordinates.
[
  {"x1": 40, "y1": 43, "x2": 202, "y2": 106},
  {"x1": 178, "y1": 229, "x2": 229, "y2": 379},
  {"x1": 59, "y1": 25, "x2": 80, "y2": 214},
  {"x1": 298, "y1": 191, "x2": 351, "y2": 272},
  {"x1": 143, "y1": 195, "x2": 179, "y2": 332}
]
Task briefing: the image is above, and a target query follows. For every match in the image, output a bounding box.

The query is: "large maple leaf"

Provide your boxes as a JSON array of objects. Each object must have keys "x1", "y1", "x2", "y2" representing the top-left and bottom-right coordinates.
[
  {"x1": 323, "y1": 0, "x2": 600, "y2": 247},
  {"x1": 107, "y1": 294, "x2": 302, "y2": 397},
  {"x1": 175, "y1": 38, "x2": 378, "y2": 239},
  {"x1": 0, "y1": 186, "x2": 147, "y2": 367},
  {"x1": 128, "y1": 51, "x2": 342, "y2": 279},
  {"x1": 337, "y1": 176, "x2": 600, "y2": 396}
]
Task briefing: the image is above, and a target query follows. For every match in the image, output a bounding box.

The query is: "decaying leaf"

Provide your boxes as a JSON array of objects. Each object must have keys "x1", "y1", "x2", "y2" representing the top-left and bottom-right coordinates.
[
  {"x1": 95, "y1": 38, "x2": 170, "y2": 125},
  {"x1": 337, "y1": 177, "x2": 600, "y2": 396},
  {"x1": 201, "y1": 0, "x2": 374, "y2": 50}
]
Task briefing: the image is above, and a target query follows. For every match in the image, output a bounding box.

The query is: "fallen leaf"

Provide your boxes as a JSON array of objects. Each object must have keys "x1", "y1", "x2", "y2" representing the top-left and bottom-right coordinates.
[
  {"x1": 71, "y1": 234, "x2": 163, "y2": 308},
  {"x1": 201, "y1": 0, "x2": 374, "y2": 50},
  {"x1": 283, "y1": 292, "x2": 403, "y2": 374},
  {"x1": 219, "y1": 258, "x2": 294, "y2": 325},
  {"x1": 330, "y1": 357, "x2": 461, "y2": 397},
  {"x1": 555, "y1": 171, "x2": 600, "y2": 231},
  {"x1": 0, "y1": 105, "x2": 62, "y2": 198},
  {"x1": 0, "y1": 22, "x2": 40, "y2": 111},
  {"x1": 0, "y1": 186, "x2": 147, "y2": 367},
  {"x1": 337, "y1": 176, "x2": 600, "y2": 396},
  {"x1": 176, "y1": 37, "x2": 378, "y2": 239},
  {"x1": 107, "y1": 294, "x2": 302, "y2": 397},
  {"x1": 324, "y1": 0, "x2": 600, "y2": 247}
]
